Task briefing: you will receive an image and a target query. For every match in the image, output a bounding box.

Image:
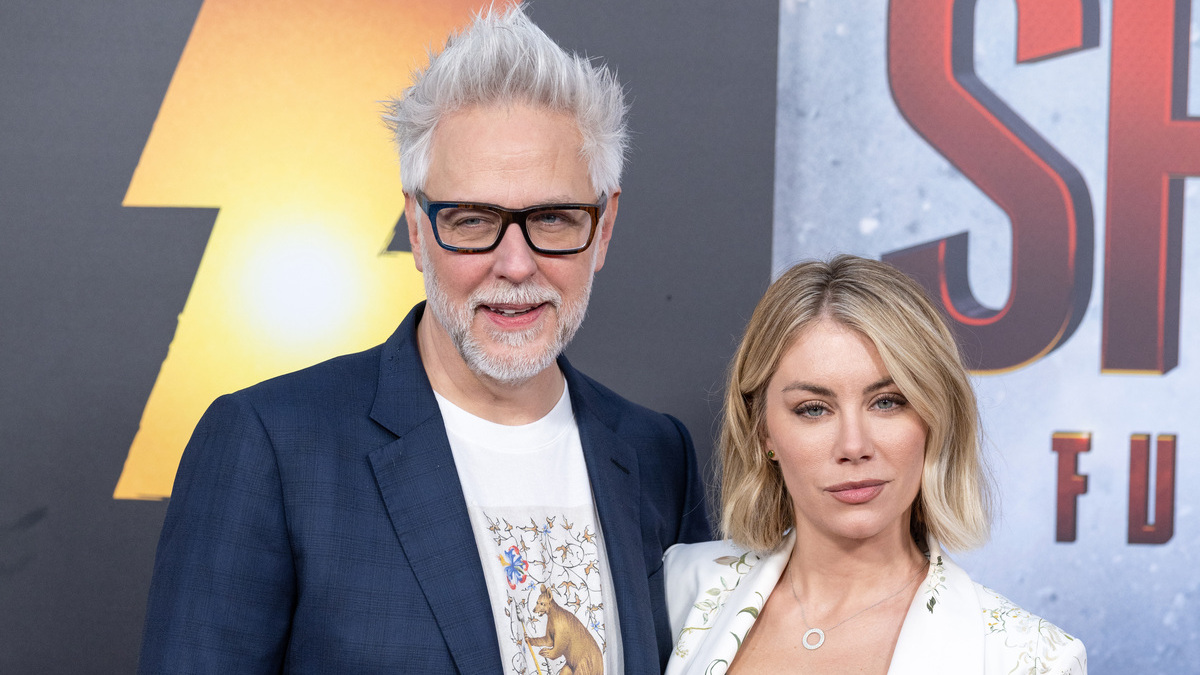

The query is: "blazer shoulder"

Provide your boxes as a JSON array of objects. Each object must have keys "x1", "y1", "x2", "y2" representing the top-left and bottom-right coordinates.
[
  {"x1": 663, "y1": 540, "x2": 759, "y2": 631},
  {"x1": 976, "y1": 583, "x2": 1088, "y2": 674},
  {"x1": 566, "y1": 365, "x2": 686, "y2": 436},
  {"x1": 233, "y1": 343, "x2": 386, "y2": 411},
  {"x1": 664, "y1": 539, "x2": 749, "y2": 577},
  {"x1": 567, "y1": 366, "x2": 649, "y2": 412}
]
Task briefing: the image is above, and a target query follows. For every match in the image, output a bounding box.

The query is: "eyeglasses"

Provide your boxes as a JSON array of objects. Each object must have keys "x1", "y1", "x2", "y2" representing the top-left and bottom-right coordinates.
[{"x1": 414, "y1": 190, "x2": 607, "y2": 255}]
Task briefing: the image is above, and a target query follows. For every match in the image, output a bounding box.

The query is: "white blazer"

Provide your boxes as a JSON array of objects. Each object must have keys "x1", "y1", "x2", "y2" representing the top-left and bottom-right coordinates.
[{"x1": 663, "y1": 534, "x2": 1086, "y2": 675}]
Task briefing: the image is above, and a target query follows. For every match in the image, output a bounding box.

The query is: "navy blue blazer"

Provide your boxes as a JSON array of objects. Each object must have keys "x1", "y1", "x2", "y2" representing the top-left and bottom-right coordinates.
[{"x1": 139, "y1": 303, "x2": 711, "y2": 674}]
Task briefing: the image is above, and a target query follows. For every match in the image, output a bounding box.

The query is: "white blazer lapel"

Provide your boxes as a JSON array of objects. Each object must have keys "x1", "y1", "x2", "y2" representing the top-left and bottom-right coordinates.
[
  {"x1": 666, "y1": 534, "x2": 793, "y2": 675},
  {"x1": 888, "y1": 539, "x2": 985, "y2": 675}
]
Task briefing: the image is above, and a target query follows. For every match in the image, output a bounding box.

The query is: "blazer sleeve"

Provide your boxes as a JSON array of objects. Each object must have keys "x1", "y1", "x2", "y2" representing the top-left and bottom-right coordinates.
[
  {"x1": 1020, "y1": 615, "x2": 1087, "y2": 675},
  {"x1": 139, "y1": 394, "x2": 295, "y2": 674},
  {"x1": 662, "y1": 543, "x2": 703, "y2": 639},
  {"x1": 973, "y1": 581, "x2": 1088, "y2": 675},
  {"x1": 666, "y1": 414, "x2": 713, "y2": 545},
  {"x1": 1045, "y1": 632, "x2": 1088, "y2": 675}
]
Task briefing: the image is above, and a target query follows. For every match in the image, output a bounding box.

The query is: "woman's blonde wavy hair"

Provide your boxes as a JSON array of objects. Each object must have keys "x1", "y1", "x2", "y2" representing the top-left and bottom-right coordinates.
[{"x1": 719, "y1": 255, "x2": 992, "y2": 554}]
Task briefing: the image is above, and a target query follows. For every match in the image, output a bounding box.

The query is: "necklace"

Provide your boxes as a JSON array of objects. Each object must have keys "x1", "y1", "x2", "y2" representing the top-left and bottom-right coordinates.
[{"x1": 787, "y1": 559, "x2": 928, "y2": 650}]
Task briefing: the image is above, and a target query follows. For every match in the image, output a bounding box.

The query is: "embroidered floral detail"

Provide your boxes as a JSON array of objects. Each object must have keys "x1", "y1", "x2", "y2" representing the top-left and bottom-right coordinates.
[
  {"x1": 674, "y1": 551, "x2": 761, "y2": 660},
  {"x1": 979, "y1": 586, "x2": 1084, "y2": 675},
  {"x1": 704, "y1": 660, "x2": 728, "y2": 675},
  {"x1": 695, "y1": 595, "x2": 762, "y2": 675},
  {"x1": 924, "y1": 554, "x2": 948, "y2": 613},
  {"x1": 730, "y1": 595, "x2": 764, "y2": 645}
]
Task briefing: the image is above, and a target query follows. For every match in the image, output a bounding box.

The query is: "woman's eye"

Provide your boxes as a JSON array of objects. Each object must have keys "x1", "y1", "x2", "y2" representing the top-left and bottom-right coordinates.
[
  {"x1": 796, "y1": 403, "x2": 827, "y2": 418},
  {"x1": 873, "y1": 396, "x2": 906, "y2": 411}
]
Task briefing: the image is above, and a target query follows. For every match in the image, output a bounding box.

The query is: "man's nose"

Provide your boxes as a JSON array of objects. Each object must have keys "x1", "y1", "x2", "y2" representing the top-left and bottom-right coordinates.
[{"x1": 491, "y1": 220, "x2": 539, "y2": 282}]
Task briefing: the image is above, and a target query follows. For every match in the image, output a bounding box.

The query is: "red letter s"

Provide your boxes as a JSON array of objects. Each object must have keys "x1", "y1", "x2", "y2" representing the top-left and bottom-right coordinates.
[{"x1": 885, "y1": 0, "x2": 1099, "y2": 372}]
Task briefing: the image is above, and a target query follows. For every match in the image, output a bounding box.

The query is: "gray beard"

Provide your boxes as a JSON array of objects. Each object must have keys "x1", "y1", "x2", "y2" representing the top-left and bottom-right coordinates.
[{"x1": 420, "y1": 236, "x2": 593, "y2": 385}]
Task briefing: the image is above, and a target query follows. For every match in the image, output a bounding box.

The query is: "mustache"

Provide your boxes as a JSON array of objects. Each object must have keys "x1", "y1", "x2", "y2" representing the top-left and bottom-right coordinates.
[{"x1": 469, "y1": 281, "x2": 561, "y2": 309}]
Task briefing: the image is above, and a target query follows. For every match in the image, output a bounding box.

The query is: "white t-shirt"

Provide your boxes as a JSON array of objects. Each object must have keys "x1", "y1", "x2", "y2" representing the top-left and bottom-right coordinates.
[{"x1": 435, "y1": 384, "x2": 622, "y2": 675}]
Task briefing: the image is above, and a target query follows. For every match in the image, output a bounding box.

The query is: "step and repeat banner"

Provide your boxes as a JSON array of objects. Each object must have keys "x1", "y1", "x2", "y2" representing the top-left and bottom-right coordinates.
[
  {"x1": 776, "y1": 0, "x2": 1196, "y2": 671},
  {"x1": 2, "y1": 0, "x2": 1191, "y2": 671}
]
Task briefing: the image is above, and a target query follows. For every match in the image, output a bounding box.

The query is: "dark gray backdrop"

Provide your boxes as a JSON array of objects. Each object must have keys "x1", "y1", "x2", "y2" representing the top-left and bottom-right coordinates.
[{"x1": 0, "y1": 1, "x2": 776, "y2": 671}]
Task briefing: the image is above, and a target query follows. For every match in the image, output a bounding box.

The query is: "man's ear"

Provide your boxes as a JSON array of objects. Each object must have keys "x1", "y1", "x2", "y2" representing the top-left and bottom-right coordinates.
[
  {"x1": 405, "y1": 193, "x2": 423, "y2": 272},
  {"x1": 591, "y1": 189, "x2": 619, "y2": 273}
]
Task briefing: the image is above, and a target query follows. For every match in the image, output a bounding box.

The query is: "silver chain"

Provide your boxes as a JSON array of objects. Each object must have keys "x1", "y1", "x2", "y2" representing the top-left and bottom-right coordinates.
[{"x1": 787, "y1": 558, "x2": 928, "y2": 650}]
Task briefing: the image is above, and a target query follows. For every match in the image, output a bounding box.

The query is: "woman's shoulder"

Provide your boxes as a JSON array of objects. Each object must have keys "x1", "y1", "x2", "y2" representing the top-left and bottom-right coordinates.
[
  {"x1": 663, "y1": 540, "x2": 768, "y2": 613},
  {"x1": 972, "y1": 582, "x2": 1088, "y2": 674},
  {"x1": 664, "y1": 539, "x2": 757, "y2": 576},
  {"x1": 663, "y1": 540, "x2": 761, "y2": 621}
]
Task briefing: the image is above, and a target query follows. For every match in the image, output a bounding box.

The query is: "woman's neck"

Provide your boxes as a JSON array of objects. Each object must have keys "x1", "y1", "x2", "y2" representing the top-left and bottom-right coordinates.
[{"x1": 785, "y1": 524, "x2": 927, "y2": 611}]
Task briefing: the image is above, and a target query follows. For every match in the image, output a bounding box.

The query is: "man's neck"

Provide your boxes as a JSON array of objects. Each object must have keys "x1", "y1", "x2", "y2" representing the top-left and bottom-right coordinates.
[{"x1": 415, "y1": 313, "x2": 565, "y2": 425}]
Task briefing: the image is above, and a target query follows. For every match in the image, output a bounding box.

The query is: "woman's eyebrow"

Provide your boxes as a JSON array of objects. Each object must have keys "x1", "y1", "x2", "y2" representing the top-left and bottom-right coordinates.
[
  {"x1": 780, "y1": 382, "x2": 834, "y2": 397},
  {"x1": 863, "y1": 377, "x2": 896, "y2": 395}
]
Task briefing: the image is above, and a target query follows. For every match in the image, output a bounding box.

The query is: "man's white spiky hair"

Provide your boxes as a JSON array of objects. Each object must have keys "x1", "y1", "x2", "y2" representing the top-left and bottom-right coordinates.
[{"x1": 383, "y1": 4, "x2": 629, "y2": 196}]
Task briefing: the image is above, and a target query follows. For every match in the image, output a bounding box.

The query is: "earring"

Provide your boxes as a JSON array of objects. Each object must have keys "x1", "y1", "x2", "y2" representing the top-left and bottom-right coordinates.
[{"x1": 766, "y1": 449, "x2": 776, "y2": 460}]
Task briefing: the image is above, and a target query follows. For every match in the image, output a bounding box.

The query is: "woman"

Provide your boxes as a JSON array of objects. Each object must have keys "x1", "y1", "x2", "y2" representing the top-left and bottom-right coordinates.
[{"x1": 664, "y1": 255, "x2": 1086, "y2": 674}]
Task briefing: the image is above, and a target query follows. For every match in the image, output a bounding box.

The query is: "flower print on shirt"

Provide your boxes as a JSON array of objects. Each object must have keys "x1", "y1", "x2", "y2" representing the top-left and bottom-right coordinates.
[
  {"x1": 481, "y1": 509, "x2": 611, "y2": 675},
  {"x1": 500, "y1": 545, "x2": 530, "y2": 590}
]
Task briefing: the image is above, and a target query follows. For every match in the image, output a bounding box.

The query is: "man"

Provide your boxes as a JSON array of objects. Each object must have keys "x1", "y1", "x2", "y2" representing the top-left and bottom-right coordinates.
[{"x1": 139, "y1": 7, "x2": 710, "y2": 674}]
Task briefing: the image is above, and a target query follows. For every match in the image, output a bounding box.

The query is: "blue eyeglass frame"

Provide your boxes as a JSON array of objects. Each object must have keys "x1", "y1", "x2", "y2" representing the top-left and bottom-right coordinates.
[{"x1": 413, "y1": 190, "x2": 607, "y2": 255}]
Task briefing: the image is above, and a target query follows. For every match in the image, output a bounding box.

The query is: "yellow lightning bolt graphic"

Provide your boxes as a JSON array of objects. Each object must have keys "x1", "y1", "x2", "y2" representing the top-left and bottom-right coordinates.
[{"x1": 115, "y1": 0, "x2": 510, "y2": 499}]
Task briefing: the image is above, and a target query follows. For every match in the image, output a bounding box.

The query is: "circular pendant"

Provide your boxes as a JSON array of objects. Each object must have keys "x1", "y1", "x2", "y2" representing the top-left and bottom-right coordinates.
[{"x1": 802, "y1": 628, "x2": 825, "y2": 650}]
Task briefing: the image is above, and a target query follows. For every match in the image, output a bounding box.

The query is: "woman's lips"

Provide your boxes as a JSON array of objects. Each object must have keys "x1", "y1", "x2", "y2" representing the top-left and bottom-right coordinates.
[{"x1": 826, "y1": 480, "x2": 886, "y2": 505}]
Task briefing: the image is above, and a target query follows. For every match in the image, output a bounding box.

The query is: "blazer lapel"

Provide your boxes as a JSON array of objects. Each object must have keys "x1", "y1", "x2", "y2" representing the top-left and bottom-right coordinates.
[
  {"x1": 685, "y1": 539, "x2": 790, "y2": 674},
  {"x1": 888, "y1": 540, "x2": 985, "y2": 675},
  {"x1": 366, "y1": 304, "x2": 501, "y2": 675},
  {"x1": 563, "y1": 360, "x2": 658, "y2": 672}
]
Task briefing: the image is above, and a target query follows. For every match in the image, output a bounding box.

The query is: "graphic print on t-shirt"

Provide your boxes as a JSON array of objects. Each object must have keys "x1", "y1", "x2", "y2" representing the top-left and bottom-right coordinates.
[{"x1": 481, "y1": 508, "x2": 606, "y2": 675}]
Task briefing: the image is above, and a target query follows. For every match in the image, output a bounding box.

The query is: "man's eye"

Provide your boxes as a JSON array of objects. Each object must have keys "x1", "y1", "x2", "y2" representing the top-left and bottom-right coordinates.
[
  {"x1": 531, "y1": 212, "x2": 563, "y2": 225},
  {"x1": 530, "y1": 211, "x2": 583, "y2": 229},
  {"x1": 444, "y1": 210, "x2": 498, "y2": 229}
]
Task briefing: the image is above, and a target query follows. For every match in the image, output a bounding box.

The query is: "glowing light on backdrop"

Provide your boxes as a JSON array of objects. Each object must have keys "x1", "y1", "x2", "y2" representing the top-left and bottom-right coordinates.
[{"x1": 114, "y1": 0, "x2": 512, "y2": 500}]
